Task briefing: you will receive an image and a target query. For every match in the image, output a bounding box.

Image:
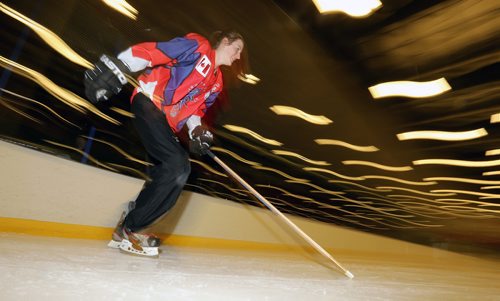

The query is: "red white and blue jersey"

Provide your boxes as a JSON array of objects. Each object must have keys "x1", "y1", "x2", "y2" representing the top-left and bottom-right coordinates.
[{"x1": 117, "y1": 33, "x2": 222, "y2": 132}]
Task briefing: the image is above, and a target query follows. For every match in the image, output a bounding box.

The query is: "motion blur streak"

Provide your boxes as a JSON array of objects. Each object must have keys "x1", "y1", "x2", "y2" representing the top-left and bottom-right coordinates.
[
  {"x1": 1, "y1": 88, "x2": 81, "y2": 129},
  {"x1": 314, "y1": 139, "x2": 379, "y2": 152},
  {"x1": 363, "y1": 175, "x2": 436, "y2": 186},
  {"x1": 397, "y1": 128, "x2": 487, "y2": 141},
  {"x1": 44, "y1": 140, "x2": 117, "y2": 172},
  {"x1": 211, "y1": 147, "x2": 261, "y2": 166},
  {"x1": 377, "y1": 186, "x2": 456, "y2": 197},
  {"x1": 0, "y1": 3, "x2": 92, "y2": 68},
  {"x1": 0, "y1": 56, "x2": 120, "y2": 125},
  {"x1": 102, "y1": 0, "x2": 138, "y2": 20},
  {"x1": 414, "y1": 158, "x2": 500, "y2": 167},
  {"x1": 368, "y1": 78, "x2": 451, "y2": 99},
  {"x1": 312, "y1": 0, "x2": 382, "y2": 17},
  {"x1": 272, "y1": 150, "x2": 330, "y2": 166},
  {"x1": 253, "y1": 166, "x2": 309, "y2": 183},
  {"x1": 342, "y1": 160, "x2": 413, "y2": 172},
  {"x1": 305, "y1": 167, "x2": 364, "y2": 181},
  {"x1": 81, "y1": 136, "x2": 152, "y2": 166},
  {"x1": 223, "y1": 124, "x2": 283, "y2": 146},
  {"x1": 189, "y1": 159, "x2": 227, "y2": 178},
  {"x1": 424, "y1": 177, "x2": 500, "y2": 185},
  {"x1": 269, "y1": 105, "x2": 332, "y2": 125}
]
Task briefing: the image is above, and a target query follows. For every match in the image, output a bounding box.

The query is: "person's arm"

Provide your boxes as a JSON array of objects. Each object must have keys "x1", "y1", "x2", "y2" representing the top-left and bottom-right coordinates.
[
  {"x1": 117, "y1": 37, "x2": 200, "y2": 72},
  {"x1": 185, "y1": 90, "x2": 219, "y2": 134},
  {"x1": 84, "y1": 35, "x2": 201, "y2": 103}
]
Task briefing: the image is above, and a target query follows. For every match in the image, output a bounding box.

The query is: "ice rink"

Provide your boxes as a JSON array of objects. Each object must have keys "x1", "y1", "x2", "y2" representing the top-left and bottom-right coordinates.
[{"x1": 1, "y1": 232, "x2": 499, "y2": 301}]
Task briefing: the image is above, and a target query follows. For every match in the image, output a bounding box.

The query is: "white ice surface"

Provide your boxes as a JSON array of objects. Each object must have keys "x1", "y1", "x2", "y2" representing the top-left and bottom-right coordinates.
[{"x1": 0, "y1": 233, "x2": 499, "y2": 301}]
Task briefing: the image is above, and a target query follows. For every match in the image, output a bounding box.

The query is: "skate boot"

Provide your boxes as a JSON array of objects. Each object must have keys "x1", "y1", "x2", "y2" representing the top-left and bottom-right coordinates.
[
  {"x1": 119, "y1": 226, "x2": 161, "y2": 257},
  {"x1": 107, "y1": 201, "x2": 136, "y2": 249},
  {"x1": 107, "y1": 210, "x2": 127, "y2": 249}
]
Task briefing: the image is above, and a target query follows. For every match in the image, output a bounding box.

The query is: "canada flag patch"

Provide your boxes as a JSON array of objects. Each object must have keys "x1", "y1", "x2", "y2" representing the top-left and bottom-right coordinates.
[{"x1": 195, "y1": 55, "x2": 211, "y2": 77}]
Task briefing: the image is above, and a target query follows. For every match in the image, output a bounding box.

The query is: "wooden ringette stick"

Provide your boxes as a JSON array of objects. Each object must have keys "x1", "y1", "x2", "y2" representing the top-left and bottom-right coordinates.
[{"x1": 206, "y1": 150, "x2": 354, "y2": 279}]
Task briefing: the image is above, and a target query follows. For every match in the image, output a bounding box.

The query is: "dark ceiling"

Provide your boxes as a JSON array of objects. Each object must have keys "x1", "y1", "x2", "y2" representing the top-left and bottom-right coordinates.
[{"x1": 1, "y1": 0, "x2": 499, "y2": 258}]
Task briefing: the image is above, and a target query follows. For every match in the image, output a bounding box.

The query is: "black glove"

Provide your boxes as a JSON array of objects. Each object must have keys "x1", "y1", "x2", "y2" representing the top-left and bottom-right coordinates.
[
  {"x1": 84, "y1": 54, "x2": 129, "y2": 104},
  {"x1": 189, "y1": 126, "x2": 213, "y2": 155}
]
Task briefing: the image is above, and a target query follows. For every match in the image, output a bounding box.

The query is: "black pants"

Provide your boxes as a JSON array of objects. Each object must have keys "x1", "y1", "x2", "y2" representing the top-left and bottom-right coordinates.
[{"x1": 124, "y1": 93, "x2": 191, "y2": 232}]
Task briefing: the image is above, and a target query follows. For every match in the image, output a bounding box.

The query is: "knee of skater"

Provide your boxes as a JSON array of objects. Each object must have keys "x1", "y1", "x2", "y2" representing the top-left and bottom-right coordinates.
[
  {"x1": 168, "y1": 152, "x2": 189, "y2": 164},
  {"x1": 175, "y1": 163, "x2": 191, "y2": 186},
  {"x1": 158, "y1": 152, "x2": 189, "y2": 170},
  {"x1": 158, "y1": 155, "x2": 190, "y2": 182}
]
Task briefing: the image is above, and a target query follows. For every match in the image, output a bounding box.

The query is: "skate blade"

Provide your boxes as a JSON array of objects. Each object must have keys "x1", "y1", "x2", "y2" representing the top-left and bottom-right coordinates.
[
  {"x1": 119, "y1": 239, "x2": 159, "y2": 257},
  {"x1": 107, "y1": 239, "x2": 122, "y2": 249}
]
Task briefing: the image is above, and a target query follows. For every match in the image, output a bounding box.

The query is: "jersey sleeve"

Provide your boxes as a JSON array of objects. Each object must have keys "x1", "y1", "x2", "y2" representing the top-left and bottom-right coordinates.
[{"x1": 117, "y1": 35, "x2": 202, "y2": 72}]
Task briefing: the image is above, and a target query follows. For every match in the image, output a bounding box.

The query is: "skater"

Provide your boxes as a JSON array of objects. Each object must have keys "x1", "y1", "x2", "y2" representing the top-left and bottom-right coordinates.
[{"x1": 83, "y1": 30, "x2": 246, "y2": 256}]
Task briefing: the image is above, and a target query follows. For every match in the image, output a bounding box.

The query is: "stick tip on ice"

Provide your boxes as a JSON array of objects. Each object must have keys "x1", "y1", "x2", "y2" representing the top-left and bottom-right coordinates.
[{"x1": 345, "y1": 271, "x2": 354, "y2": 279}]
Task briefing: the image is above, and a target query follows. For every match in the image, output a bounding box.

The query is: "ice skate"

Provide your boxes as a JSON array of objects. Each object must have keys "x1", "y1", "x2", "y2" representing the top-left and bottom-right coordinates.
[
  {"x1": 107, "y1": 210, "x2": 127, "y2": 249},
  {"x1": 119, "y1": 226, "x2": 161, "y2": 257},
  {"x1": 108, "y1": 201, "x2": 136, "y2": 249}
]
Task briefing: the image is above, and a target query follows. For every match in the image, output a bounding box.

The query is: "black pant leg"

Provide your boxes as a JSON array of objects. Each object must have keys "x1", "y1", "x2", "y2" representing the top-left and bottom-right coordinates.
[{"x1": 124, "y1": 93, "x2": 191, "y2": 231}]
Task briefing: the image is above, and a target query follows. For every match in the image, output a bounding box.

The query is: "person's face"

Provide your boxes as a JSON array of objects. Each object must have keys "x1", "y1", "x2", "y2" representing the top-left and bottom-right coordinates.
[{"x1": 218, "y1": 38, "x2": 244, "y2": 67}]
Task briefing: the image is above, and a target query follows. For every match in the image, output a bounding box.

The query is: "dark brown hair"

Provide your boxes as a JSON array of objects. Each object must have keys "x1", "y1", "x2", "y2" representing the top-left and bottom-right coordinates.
[
  {"x1": 210, "y1": 30, "x2": 249, "y2": 76},
  {"x1": 210, "y1": 30, "x2": 244, "y2": 49}
]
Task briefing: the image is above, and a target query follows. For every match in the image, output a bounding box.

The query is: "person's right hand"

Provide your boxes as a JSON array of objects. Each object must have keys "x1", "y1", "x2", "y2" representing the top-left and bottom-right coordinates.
[{"x1": 83, "y1": 54, "x2": 129, "y2": 103}]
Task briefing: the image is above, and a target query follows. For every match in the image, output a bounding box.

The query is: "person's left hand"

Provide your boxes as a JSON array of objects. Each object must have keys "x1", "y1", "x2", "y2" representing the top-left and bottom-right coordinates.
[{"x1": 189, "y1": 126, "x2": 213, "y2": 155}]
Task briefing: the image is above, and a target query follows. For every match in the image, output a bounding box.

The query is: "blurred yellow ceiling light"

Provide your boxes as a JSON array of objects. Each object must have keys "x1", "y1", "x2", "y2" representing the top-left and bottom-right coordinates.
[
  {"x1": 0, "y1": 98, "x2": 42, "y2": 124},
  {"x1": 342, "y1": 160, "x2": 413, "y2": 172},
  {"x1": 256, "y1": 184, "x2": 313, "y2": 201},
  {"x1": 363, "y1": 175, "x2": 436, "y2": 186},
  {"x1": 490, "y1": 113, "x2": 500, "y2": 123},
  {"x1": 314, "y1": 139, "x2": 379, "y2": 152},
  {"x1": 435, "y1": 198, "x2": 500, "y2": 207},
  {"x1": 0, "y1": 3, "x2": 93, "y2": 69},
  {"x1": 285, "y1": 180, "x2": 345, "y2": 195},
  {"x1": 237, "y1": 73, "x2": 260, "y2": 85},
  {"x1": 479, "y1": 196, "x2": 500, "y2": 200},
  {"x1": 1, "y1": 88, "x2": 81, "y2": 129},
  {"x1": 210, "y1": 147, "x2": 261, "y2": 166},
  {"x1": 253, "y1": 166, "x2": 309, "y2": 182},
  {"x1": 347, "y1": 204, "x2": 414, "y2": 218},
  {"x1": 481, "y1": 186, "x2": 500, "y2": 190},
  {"x1": 368, "y1": 77, "x2": 451, "y2": 99},
  {"x1": 198, "y1": 178, "x2": 248, "y2": 196},
  {"x1": 312, "y1": 0, "x2": 382, "y2": 17},
  {"x1": 189, "y1": 159, "x2": 227, "y2": 177},
  {"x1": 81, "y1": 136, "x2": 151, "y2": 166},
  {"x1": 272, "y1": 150, "x2": 330, "y2": 166},
  {"x1": 102, "y1": 0, "x2": 138, "y2": 20},
  {"x1": 485, "y1": 149, "x2": 500, "y2": 156},
  {"x1": 439, "y1": 205, "x2": 500, "y2": 214},
  {"x1": 110, "y1": 107, "x2": 134, "y2": 118},
  {"x1": 107, "y1": 163, "x2": 149, "y2": 181},
  {"x1": 223, "y1": 124, "x2": 282, "y2": 146},
  {"x1": 431, "y1": 189, "x2": 500, "y2": 198},
  {"x1": 45, "y1": 140, "x2": 117, "y2": 172},
  {"x1": 413, "y1": 158, "x2": 500, "y2": 167},
  {"x1": 245, "y1": 74, "x2": 260, "y2": 81},
  {"x1": 304, "y1": 167, "x2": 364, "y2": 181},
  {"x1": 270, "y1": 105, "x2": 332, "y2": 125},
  {"x1": 424, "y1": 177, "x2": 500, "y2": 185},
  {"x1": 0, "y1": 56, "x2": 120, "y2": 125},
  {"x1": 344, "y1": 190, "x2": 390, "y2": 199},
  {"x1": 330, "y1": 180, "x2": 390, "y2": 192},
  {"x1": 397, "y1": 128, "x2": 487, "y2": 141},
  {"x1": 483, "y1": 170, "x2": 500, "y2": 176},
  {"x1": 378, "y1": 186, "x2": 456, "y2": 197}
]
